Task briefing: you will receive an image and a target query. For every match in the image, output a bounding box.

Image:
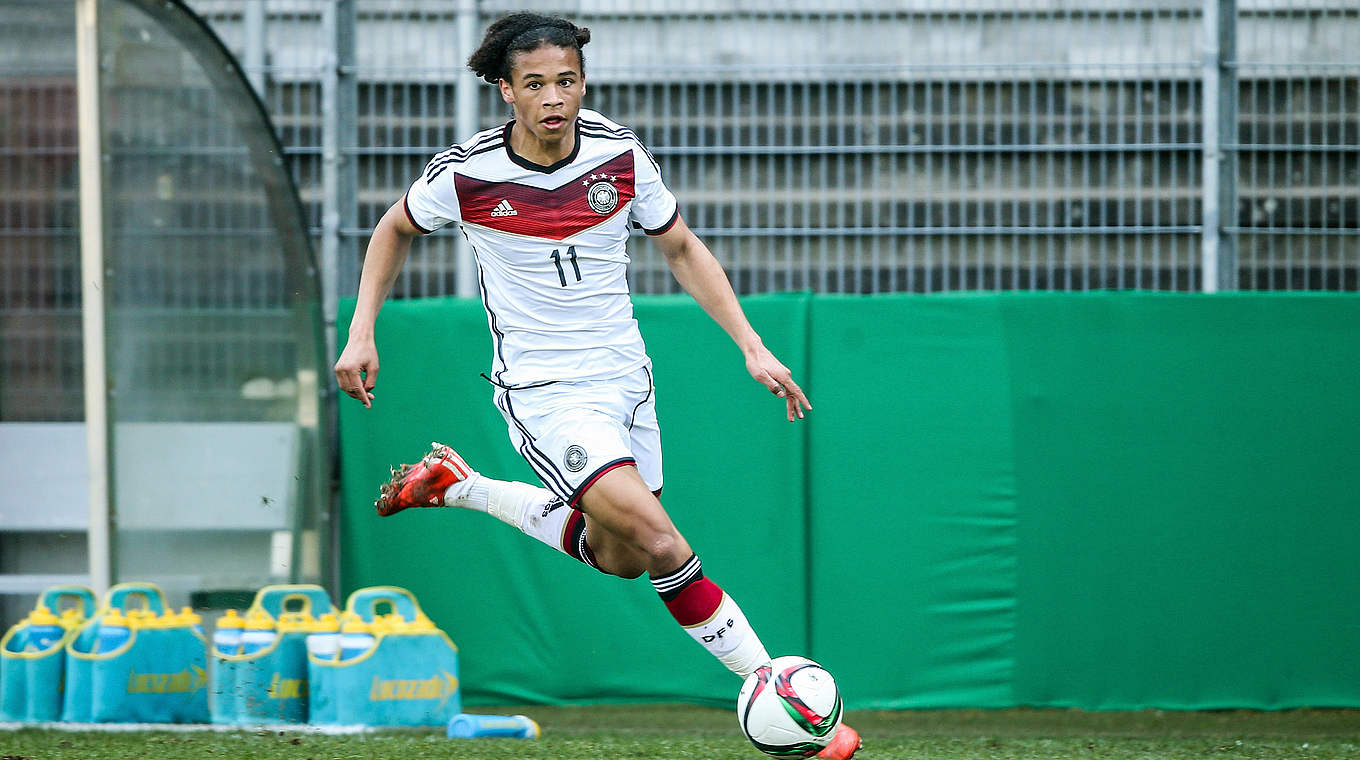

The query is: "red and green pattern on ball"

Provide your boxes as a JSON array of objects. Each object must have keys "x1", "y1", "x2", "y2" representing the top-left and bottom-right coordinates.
[
  {"x1": 743, "y1": 666, "x2": 820, "y2": 757},
  {"x1": 774, "y1": 663, "x2": 842, "y2": 738},
  {"x1": 740, "y1": 665, "x2": 773, "y2": 728},
  {"x1": 747, "y1": 737, "x2": 828, "y2": 759}
]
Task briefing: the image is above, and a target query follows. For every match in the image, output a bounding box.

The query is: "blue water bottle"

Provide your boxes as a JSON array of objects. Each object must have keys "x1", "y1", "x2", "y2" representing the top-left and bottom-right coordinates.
[
  {"x1": 446, "y1": 713, "x2": 541, "y2": 739},
  {"x1": 95, "y1": 609, "x2": 132, "y2": 653},
  {"x1": 337, "y1": 617, "x2": 376, "y2": 661},
  {"x1": 26, "y1": 604, "x2": 64, "y2": 652},
  {"x1": 306, "y1": 613, "x2": 341, "y2": 661},
  {"x1": 179, "y1": 607, "x2": 205, "y2": 637},
  {"x1": 212, "y1": 609, "x2": 244, "y2": 655},
  {"x1": 238, "y1": 611, "x2": 277, "y2": 655}
]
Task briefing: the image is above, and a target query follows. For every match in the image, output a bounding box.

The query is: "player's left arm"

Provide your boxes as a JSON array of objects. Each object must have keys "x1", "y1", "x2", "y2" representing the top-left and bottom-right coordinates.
[{"x1": 652, "y1": 215, "x2": 812, "y2": 422}]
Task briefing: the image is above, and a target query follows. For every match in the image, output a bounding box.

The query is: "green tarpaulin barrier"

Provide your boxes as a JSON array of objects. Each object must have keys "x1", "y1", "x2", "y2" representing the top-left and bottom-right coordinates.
[{"x1": 339, "y1": 293, "x2": 1360, "y2": 709}]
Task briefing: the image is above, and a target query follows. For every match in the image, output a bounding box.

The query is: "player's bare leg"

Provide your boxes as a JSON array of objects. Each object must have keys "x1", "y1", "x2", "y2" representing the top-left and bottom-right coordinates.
[
  {"x1": 578, "y1": 466, "x2": 770, "y2": 678},
  {"x1": 377, "y1": 444, "x2": 854, "y2": 755},
  {"x1": 377, "y1": 446, "x2": 769, "y2": 675},
  {"x1": 376, "y1": 442, "x2": 603, "y2": 565},
  {"x1": 579, "y1": 467, "x2": 860, "y2": 759},
  {"x1": 575, "y1": 466, "x2": 689, "y2": 577}
]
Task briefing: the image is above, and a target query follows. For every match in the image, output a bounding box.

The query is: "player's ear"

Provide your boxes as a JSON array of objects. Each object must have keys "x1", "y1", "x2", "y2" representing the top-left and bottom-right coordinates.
[{"x1": 498, "y1": 77, "x2": 514, "y2": 104}]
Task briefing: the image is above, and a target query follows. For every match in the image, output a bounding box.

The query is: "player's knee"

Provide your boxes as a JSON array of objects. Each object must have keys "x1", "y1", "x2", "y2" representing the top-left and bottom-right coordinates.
[
  {"x1": 637, "y1": 531, "x2": 683, "y2": 570},
  {"x1": 609, "y1": 563, "x2": 645, "y2": 580},
  {"x1": 586, "y1": 531, "x2": 647, "y2": 579}
]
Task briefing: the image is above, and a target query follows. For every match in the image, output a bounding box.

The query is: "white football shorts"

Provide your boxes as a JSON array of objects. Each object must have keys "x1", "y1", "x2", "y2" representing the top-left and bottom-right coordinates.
[{"x1": 492, "y1": 364, "x2": 662, "y2": 506}]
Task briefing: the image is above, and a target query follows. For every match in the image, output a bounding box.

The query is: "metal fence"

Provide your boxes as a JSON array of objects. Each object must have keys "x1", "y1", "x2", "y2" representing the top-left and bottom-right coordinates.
[
  {"x1": 1233, "y1": 1, "x2": 1359, "y2": 290},
  {"x1": 2, "y1": 0, "x2": 1357, "y2": 421},
  {"x1": 2, "y1": 2, "x2": 82, "y2": 421},
  {"x1": 180, "y1": 0, "x2": 1358, "y2": 305}
]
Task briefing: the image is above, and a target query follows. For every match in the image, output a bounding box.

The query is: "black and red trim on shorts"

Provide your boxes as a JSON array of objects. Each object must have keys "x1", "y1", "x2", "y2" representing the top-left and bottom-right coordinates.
[{"x1": 568, "y1": 457, "x2": 636, "y2": 507}]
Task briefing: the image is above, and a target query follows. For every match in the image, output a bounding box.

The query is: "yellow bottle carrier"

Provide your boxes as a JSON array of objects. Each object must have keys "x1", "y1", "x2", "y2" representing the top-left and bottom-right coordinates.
[
  {"x1": 0, "y1": 585, "x2": 97, "y2": 722},
  {"x1": 208, "y1": 584, "x2": 337, "y2": 725},
  {"x1": 60, "y1": 583, "x2": 209, "y2": 723},
  {"x1": 307, "y1": 586, "x2": 460, "y2": 727}
]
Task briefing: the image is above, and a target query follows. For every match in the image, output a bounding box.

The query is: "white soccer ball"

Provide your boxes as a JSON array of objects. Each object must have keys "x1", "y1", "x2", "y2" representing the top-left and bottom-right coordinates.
[{"x1": 736, "y1": 656, "x2": 843, "y2": 758}]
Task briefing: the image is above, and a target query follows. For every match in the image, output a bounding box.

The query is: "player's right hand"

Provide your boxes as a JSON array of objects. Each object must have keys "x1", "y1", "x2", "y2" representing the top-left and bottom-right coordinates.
[
  {"x1": 745, "y1": 346, "x2": 812, "y2": 422},
  {"x1": 334, "y1": 337, "x2": 379, "y2": 408}
]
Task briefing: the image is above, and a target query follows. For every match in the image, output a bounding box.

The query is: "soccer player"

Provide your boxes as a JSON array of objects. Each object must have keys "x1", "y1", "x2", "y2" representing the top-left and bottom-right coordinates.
[{"x1": 333, "y1": 13, "x2": 859, "y2": 759}]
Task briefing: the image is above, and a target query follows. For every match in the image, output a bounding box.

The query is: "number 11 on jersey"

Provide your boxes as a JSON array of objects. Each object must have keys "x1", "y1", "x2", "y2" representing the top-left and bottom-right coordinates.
[{"x1": 550, "y1": 246, "x2": 582, "y2": 286}]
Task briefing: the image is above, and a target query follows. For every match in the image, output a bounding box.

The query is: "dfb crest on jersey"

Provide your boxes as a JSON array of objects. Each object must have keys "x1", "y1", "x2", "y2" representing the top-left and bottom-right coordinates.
[
  {"x1": 585, "y1": 175, "x2": 620, "y2": 215},
  {"x1": 564, "y1": 445, "x2": 588, "y2": 472}
]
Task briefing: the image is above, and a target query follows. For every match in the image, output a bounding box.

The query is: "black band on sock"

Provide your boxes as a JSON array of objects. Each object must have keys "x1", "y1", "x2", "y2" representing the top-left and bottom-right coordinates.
[
  {"x1": 562, "y1": 510, "x2": 602, "y2": 572},
  {"x1": 650, "y1": 554, "x2": 702, "y2": 602},
  {"x1": 563, "y1": 511, "x2": 586, "y2": 560},
  {"x1": 578, "y1": 525, "x2": 599, "y2": 570}
]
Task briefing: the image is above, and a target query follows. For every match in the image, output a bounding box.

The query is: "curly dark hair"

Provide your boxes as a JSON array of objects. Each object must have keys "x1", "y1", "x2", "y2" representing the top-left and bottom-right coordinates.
[{"x1": 467, "y1": 12, "x2": 592, "y2": 84}]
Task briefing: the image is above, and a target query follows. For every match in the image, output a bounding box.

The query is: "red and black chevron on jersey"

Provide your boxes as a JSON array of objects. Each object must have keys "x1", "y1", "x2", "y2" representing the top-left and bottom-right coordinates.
[
  {"x1": 403, "y1": 109, "x2": 679, "y2": 386},
  {"x1": 455, "y1": 150, "x2": 636, "y2": 242}
]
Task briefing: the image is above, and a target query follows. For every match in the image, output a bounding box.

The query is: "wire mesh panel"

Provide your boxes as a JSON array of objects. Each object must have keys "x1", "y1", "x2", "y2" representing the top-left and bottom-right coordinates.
[
  {"x1": 0, "y1": 0, "x2": 83, "y2": 633},
  {"x1": 0, "y1": 1, "x2": 82, "y2": 421},
  {"x1": 179, "y1": 1, "x2": 1357, "y2": 297},
  {"x1": 390, "y1": 0, "x2": 1214, "y2": 294},
  {"x1": 1233, "y1": 0, "x2": 1359, "y2": 290},
  {"x1": 350, "y1": 0, "x2": 467, "y2": 298},
  {"x1": 189, "y1": 1, "x2": 330, "y2": 241}
]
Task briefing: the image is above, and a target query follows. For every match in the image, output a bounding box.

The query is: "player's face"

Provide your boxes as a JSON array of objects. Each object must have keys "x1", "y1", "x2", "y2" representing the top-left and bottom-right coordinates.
[{"x1": 500, "y1": 45, "x2": 585, "y2": 145}]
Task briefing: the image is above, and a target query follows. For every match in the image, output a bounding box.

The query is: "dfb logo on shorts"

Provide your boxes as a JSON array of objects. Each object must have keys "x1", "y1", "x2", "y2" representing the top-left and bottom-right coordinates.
[
  {"x1": 564, "y1": 445, "x2": 588, "y2": 472},
  {"x1": 587, "y1": 180, "x2": 619, "y2": 214}
]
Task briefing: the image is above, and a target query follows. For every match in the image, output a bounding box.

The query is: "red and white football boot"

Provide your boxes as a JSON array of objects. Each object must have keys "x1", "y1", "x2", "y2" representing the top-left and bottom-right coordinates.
[
  {"x1": 816, "y1": 723, "x2": 862, "y2": 760},
  {"x1": 374, "y1": 442, "x2": 474, "y2": 517}
]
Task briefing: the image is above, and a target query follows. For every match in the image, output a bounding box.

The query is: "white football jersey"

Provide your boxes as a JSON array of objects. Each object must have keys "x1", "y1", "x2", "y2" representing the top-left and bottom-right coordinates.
[{"x1": 404, "y1": 109, "x2": 679, "y2": 387}]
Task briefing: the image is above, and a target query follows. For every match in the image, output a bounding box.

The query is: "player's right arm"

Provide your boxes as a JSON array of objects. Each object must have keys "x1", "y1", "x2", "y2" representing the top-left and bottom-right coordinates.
[{"x1": 333, "y1": 196, "x2": 425, "y2": 408}]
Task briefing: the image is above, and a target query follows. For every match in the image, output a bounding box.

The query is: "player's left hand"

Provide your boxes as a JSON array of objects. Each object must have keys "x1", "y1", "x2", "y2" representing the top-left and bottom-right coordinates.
[{"x1": 746, "y1": 347, "x2": 812, "y2": 422}]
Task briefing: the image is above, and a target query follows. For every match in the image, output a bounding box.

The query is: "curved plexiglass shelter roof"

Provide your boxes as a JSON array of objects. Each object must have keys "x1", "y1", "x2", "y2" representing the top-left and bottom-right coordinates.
[
  {"x1": 0, "y1": 0, "x2": 330, "y2": 614},
  {"x1": 102, "y1": 0, "x2": 329, "y2": 597}
]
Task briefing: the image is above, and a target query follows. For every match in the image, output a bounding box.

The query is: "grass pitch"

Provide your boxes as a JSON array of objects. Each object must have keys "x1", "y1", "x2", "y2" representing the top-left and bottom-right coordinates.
[{"x1": 4, "y1": 705, "x2": 1358, "y2": 759}]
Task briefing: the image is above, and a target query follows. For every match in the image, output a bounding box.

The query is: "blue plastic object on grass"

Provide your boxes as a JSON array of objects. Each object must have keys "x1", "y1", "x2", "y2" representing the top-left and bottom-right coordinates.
[{"x1": 446, "y1": 713, "x2": 540, "y2": 738}]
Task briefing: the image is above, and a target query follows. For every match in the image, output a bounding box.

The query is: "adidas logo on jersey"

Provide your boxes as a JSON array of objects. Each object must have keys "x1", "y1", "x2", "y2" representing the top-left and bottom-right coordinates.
[{"x1": 490, "y1": 199, "x2": 518, "y2": 217}]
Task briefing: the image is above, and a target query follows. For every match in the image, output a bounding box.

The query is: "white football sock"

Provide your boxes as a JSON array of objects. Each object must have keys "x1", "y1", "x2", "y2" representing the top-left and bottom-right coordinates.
[
  {"x1": 445, "y1": 475, "x2": 579, "y2": 556},
  {"x1": 443, "y1": 474, "x2": 489, "y2": 511},
  {"x1": 652, "y1": 556, "x2": 772, "y2": 678},
  {"x1": 690, "y1": 593, "x2": 771, "y2": 678}
]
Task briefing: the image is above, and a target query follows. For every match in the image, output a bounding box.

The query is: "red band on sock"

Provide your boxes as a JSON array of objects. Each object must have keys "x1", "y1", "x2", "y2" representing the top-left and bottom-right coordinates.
[
  {"x1": 561, "y1": 510, "x2": 585, "y2": 557},
  {"x1": 664, "y1": 576, "x2": 724, "y2": 627},
  {"x1": 559, "y1": 509, "x2": 604, "y2": 573}
]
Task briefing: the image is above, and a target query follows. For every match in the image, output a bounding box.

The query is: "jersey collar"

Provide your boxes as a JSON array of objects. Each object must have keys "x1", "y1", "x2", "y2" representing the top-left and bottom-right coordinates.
[{"x1": 503, "y1": 118, "x2": 582, "y2": 174}]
